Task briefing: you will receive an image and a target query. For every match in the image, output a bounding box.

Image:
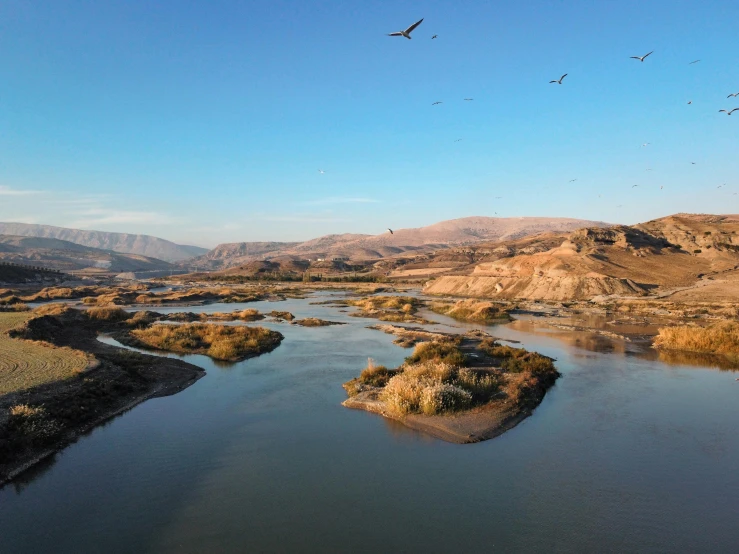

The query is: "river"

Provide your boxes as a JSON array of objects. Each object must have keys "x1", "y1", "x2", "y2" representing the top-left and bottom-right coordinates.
[{"x1": 1, "y1": 291, "x2": 737, "y2": 553}]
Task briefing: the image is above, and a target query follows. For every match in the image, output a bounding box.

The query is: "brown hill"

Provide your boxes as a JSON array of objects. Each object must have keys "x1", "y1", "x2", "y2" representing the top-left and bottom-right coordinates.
[
  {"x1": 190, "y1": 216, "x2": 609, "y2": 270},
  {"x1": 423, "y1": 214, "x2": 739, "y2": 301},
  {"x1": 0, "y1": 235, "x2": 173, "y2": 274}
]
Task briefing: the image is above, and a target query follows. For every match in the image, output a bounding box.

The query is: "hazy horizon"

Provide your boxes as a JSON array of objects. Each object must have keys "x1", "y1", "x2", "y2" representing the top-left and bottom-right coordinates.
[{"x1": 2, "y1": 0, "x2": 737, "y2": 247}]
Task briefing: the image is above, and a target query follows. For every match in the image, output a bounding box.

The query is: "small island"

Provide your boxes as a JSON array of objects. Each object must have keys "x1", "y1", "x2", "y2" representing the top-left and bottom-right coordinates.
[{"x1": 342, "y1": 333, "x2": 559, "y2": 443}]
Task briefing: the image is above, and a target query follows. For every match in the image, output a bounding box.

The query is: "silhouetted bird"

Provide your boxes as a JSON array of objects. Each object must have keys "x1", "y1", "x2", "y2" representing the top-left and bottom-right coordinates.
[
  {"x1": 387, "y1": 18, "x2": 424, "y2": 39},
  {"x1": 463, "y1": 98, "x2": 474, "y2": 101},
  {"x1": 549, "y1": 74, "x2": 567, "y2": 84},
  {"x1": 432, "y1": 101, "x2": 443, "y2": 105},
  {"x1": 318, "y1": 169, "x2": 326, "y2": 174},
  {"x1": 431, "y1": 35, "x2": 438, "y2": 39},
  {"x1": 689, "y1": 60, "x2": 700, "y2": 64},
  {"x1": 387, "y1": 228, "x2": 394, "y2": 234},
  {"x1": 719, "y1": 108, "x2": 739, "y2": 115},
  {"x1": 728, "y1": 93, "x2": 739, "y2": 98},
  {"x1": 631, "y1": 51, "x2": 654, "y2": 62}
]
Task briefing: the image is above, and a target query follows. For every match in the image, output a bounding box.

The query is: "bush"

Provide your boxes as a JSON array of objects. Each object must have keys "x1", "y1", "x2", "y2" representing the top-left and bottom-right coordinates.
[
  {"x1": 405, "y1": 341, "x2": 467, "y2": 367},
  {"x1": 359, "y1": 359, "x2": 391, "y2": 387},
  {"x1": 419, "y1": 383, "x2": 472, "y2": 415},
  {"x1": 86, "y1": 306, "x2": 130, "y2": 322},
  {"x1": 430, "y1": 299, "x2": 511, "y2": 323}
]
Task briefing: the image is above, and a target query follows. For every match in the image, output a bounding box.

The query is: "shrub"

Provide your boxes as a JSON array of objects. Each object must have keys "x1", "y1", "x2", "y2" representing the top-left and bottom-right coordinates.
[
  {"x1": 359, "y1": 360, "x2": 391, "y2": 387},
  {"x1": 86, "y1": 306, "x2": 130, "y2": 322},
  {"x1": 455, "y1": 368, "x2": 500, "y2": 402},
  {"x1": 430, "y1": 299, "x2": 511, "y2": 323},
  {"x1": 419, "y1": 383, "x2": 472, "y2": 415},
  {"x1": 405, "y1": 341, "x2": 467, "y2": 367}
]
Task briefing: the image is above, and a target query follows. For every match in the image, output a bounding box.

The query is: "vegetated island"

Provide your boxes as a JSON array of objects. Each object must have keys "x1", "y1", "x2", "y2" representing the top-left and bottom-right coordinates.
[
  {"x1": 346, "y1": 295, "x2": 435, "y2": 324},
  {"x1": 0, "y1": 306, "x2": 205, "y2": 486},
  {"x1": 429, "y1": 298, "x2": 512, "y2": 323},
  {"x1": 342, "y1": 333, "x2": 560, "y2": 443}
]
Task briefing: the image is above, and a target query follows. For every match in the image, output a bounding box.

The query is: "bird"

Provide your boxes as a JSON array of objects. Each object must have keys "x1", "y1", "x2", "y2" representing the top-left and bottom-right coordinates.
[
  {"x1": 549, "y1": 74, "x2": 567, "y2": 84},
  {"x1": 494, "y1": 196, "x2": 503, "y2": 199},
  {"x1": 454, "y1": 138, "x2": 463, "y2": 142},
  {"x1": 719, "y1": 108, "x2": 739, "y2": 115},
  {"x1": 691, "y1": 162, "x2": 696, "y2": 165},
  {"x1": 387, "y1": 18, "x2": 423, "y2": 39},
  {"x1": 431, "y1": 34, "x2": 438, "y2": 39},
  {"x1": 631, "y1": 51, "x2": 654, "y2": 62},
  {"x1": 387, "y1": 228, "x2": 394, "y2": 234},
  {"x1": 718, "y1": 184, "x2": 725, "y2": 189},
  {"x1": 463, "y1": 98, "x2": 474, "y2": 101},
  {"x1": 318, "y1": 169, "x2": 326, "y2": 174},
  {"x1": 642, "y1": 143, "x2": 650, "y2": 147},
  {"x1": 432, "y1": 101, "x2": 443, "y2": 105},
  {"x1": 687, "y1": 101, "x2": 692, "y2": 104},
  {"x1": 569, "y1": 179, "x2": 577, "y2": 183},
  {"x1": 660, "y1": 186, "x2": 664, "y2": 189},
  {"x1": 689, "y1": 60, "x2": 700, "y2": 64},
  {"x1": 727, "y1": 93, "x2": 739, "y2": 98},
  {"x1": 632, "y1": 185, "x2": 639, "y2": 188}
]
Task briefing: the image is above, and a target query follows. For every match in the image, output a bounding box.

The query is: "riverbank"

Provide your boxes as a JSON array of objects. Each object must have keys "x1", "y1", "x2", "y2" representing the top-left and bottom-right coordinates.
[{"x1": 0, "y1": 310, "x2": 205, "y2": 486}]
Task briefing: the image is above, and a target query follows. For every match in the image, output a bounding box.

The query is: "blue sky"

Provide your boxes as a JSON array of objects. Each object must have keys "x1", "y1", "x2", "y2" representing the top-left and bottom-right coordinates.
[{"x1": 1, "y1": 0, "x2": 738, "y2": 247}]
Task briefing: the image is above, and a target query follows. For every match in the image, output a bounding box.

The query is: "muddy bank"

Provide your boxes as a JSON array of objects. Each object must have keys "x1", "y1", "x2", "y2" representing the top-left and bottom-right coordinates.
[{"x1": 0, "y1": 312, "x2": 205, "y2": 486}]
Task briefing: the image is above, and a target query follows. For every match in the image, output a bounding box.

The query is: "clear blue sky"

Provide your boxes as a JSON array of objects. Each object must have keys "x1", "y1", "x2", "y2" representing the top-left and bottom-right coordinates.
[{"x1": 1, "y1": 0, "x2": 738, "y2": 247}]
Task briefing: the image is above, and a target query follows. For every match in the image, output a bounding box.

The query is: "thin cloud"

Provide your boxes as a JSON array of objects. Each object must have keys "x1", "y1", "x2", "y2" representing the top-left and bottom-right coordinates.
[
  {"x1": 303, "y1": 197, "x2": 380, "y2": 206},
  {"x1": 0, "y1": 186, "x2": 42, "y2": 196},
  {"x1": 67, "y1": 208, "x2": 176, "y2": 228}
]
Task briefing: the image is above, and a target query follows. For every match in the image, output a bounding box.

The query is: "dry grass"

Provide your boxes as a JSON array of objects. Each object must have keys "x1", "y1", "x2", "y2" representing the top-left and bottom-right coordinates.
[
  {"x1": 129, "y1": 323, "x2": 283, "y2": 361},
  {"x1": 654, "y1": 322, "x2": 739, "y2": 356},
  {"x1": 479, "y1": 339, "x2": 557, "y2": 375},
  {"x1": 293, "y1": 317, "x2": 343, "y2": 327},
  {"x1": 343, "y1": 358, "x2": 393, "y2": 397},
  {"x1": 349, "y1": 295, "x2": 422, "y2": 313},
  {"x1": 405, "y1": 340, "x2": 467, "y2": 367},
  {"x1": 430, "y1": 299, "x2": 511, "y2": 323},
  {"x1": 207, "y1": 309, "x2": 264, "y2": 322},
  {"x1": 0, "y1": 313, "x2": 90, "y2": 396},
  {"x1": 86, "y1": 306, "x2": 131, "y2": 322},
  {"x1": 32, "y1": 303, "x2": 73, "y2": 317}
]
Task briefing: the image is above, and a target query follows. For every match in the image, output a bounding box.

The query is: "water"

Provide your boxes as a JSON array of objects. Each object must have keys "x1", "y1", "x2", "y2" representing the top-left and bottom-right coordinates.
[{"x1": 1, "y1": 291, "x2": 738, "y2": 553}]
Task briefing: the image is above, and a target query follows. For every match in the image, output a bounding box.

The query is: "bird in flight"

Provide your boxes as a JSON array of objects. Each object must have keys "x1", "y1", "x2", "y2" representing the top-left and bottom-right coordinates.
[
  {"x1": 691, "y1": 162, "x2": 696, "y2": 165},
  {"x1": 494, "y1": 196, "x2": 503, "y2": 199},
  {"x1": 387, "y1": 18, "x2": 424, "y2": 39},
  {"x1": 432, "y1": 101, "x2": 443, "y2": 105},
  {"x1": 569, "y1": 179, "x2": 577, "y2": 183},
  {"x1": 454, "y1": 138, "x2": 463, "y2": 142},
  {"x1": 719, "y1": 108, "x2": 739, "y2": 115},
  {"x1": 387, "y1": 228, "x2": 394, "y2": 234},
  {"x1": 549, "y1": 74, "x2": 567, "y2": 84},
  {"x1": 632, "y1": 185, "x2": 639, "y2": 188},
  {"x1": 689, "y1": 60, "x2": 700, "y2": 64},
  {"x1": 318, "y1": 169, "x2": 326, "y2": 174},
  {"x1": 463, "y1": 98, "x2": 474, "y2": 101},
  {"x1": 687, "y1": 101, "x2": 692, "y2": 104},
  {"x1": 727, "y1": 93, "x2": 739, "y2": 98},
  {"x1": 631, "y1": 51, "x2": 654, "y2": 62},
  {"x1": 660, "y1": 186, "x2": 664, "y2": 189},
  {"x1": 718, "y1": 185, "x2": 725, "y2": 189},
  {"x1": 642, "y1": 143, "x2": 650, "y2": 147},
  {"x1": 431, "y1": 34, "x2": 438, "y2": 39}
]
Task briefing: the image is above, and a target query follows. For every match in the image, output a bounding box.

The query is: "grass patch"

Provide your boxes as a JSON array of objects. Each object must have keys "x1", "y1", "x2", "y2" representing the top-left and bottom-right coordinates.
[
  {"x1": 430, "y1": 299, "x2": 512, "y2": 323},
  {"x1": 129, "y1": 323, "x2": 283, "y2": 361},
  {"x1": 653, "y1": 322, "x2": 739, "y2": 357},
  {"x1": 405, "y1": 340, "x2": 467, "y2": 367},
  {"x1": 0, "y1": 313, "x2": 90, "y2": 396},
  {"x1": 86, "y1": 306, "x2": 131, "y2": 322},
  {"x1": 479, "y1": 339, "x2": 557, "y2": 375}
]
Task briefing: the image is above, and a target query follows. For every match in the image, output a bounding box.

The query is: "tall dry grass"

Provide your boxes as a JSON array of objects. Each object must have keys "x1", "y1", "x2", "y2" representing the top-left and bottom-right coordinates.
[
  {"x1": 431, "y1": 299, "x2": 511, "y2": 323},
  {"x1": 653, "y1": 322, "x2": 739, "y2": 356}
]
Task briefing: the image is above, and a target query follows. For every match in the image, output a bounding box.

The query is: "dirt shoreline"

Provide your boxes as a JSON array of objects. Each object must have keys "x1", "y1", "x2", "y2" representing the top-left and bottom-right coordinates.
[{"x1": 0, "y1": 313, "x2": 206, "y2": 487}]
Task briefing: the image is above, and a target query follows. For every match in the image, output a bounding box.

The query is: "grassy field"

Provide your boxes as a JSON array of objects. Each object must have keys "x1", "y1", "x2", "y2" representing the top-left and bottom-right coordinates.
[
  {"x1": 0, "y1": 313, "x2": 89, "y2": 396},
  {"x1": 654, "y1": 322, "x2": 739, "y2": 357}
]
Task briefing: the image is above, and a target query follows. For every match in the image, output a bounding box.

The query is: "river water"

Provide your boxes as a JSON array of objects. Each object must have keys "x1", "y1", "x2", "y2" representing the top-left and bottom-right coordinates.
[{"x1": 1, "y1": 291, "x2": 737, "y2": 553}]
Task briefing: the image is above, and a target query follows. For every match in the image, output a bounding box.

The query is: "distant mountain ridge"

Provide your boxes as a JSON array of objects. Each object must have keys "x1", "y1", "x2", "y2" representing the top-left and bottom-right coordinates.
[
  {"x1": 191, "y1": 216, "x2": 611, "y2": 270},
  {"x1": 0, "y1": 222, "x2": 207, "y2": 262},
  {"x1": 0, "y1": 234, "x2": 173, "y2": 273}
]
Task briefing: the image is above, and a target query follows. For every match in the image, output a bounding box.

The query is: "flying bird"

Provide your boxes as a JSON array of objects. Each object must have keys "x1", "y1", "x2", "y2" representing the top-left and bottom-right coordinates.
[
  {"x1": 660, "y1": 186, "x2": 664, "y2": 189},
  {"x1": 463, "y1": 98, "x2": 474, "y2": 101},
  {"x1": 687, "y1": 101, "x2": 692, "y2": 104},
  {"x1": 569, "y1": 179, "x2": 577, "y2": 183},
  {"x1": 632, "y1": 185, "x2": 639, "y2": 188},
  {"x1": 727, "y1": 93, "x2": 739, "y2": 98},
  {"x1": 432, "y1": 101, "x2": 443, "y2": 105},
  {"x1": 494, "y1": 196, "x2": 503, "y2": 199},
  {"x1": 387, "y1": 228, "x2": 394, "y2": 234},
  {"x1": 691, "y1": 162, "x2": 696, "y2": 164},
  {"x1": 454, "y1": 138, "x2": 463, "y2": 142},
  {"x1": 549, "y1": 74, "x2": 567, "y2": 84},
  {"x1": 318, "y1": 169, "x2": 326, "y2": 174},
  {"x1": 631, "y1": 51, "x2": 654, "y2": 62},
  {"x1": 642, "y1": 143, "x2": 650, "y2": 147},
  {"x1": 431, "y1": 34, "x2": 438, "y2": 39},
  {"x1": 719, "y1": 108, "x2": 739, "y2": 115},
  {"x1": 387, "y1": 18, "x2": 424, "y2": 39},
  {"x1": 689, "y1": 60, "x2": 700, "y2": 64}
]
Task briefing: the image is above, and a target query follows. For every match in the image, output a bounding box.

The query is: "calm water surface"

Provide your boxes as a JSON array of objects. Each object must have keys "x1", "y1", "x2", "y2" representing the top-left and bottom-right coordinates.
[{"x1": 1, "y1": 291, "x2": 738, "y2": 553}]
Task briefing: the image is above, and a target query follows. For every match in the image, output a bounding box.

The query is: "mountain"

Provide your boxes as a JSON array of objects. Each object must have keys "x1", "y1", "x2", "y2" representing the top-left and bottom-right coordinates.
[
  {"x1": 0, "y1": 223, "x2": 207, "y2": 262},
  {"x1": 0, "y1": 234, "x2": 173, "y2": 273},
  {"x1": 191, "y1": 217, "x2": 609, "y2": 270},
  {"x1": 422, "y1": 214, "x2": 739, "y2": 302}
]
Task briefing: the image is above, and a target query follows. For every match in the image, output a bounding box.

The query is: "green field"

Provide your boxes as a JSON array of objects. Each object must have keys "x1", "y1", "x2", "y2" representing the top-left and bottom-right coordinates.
[{"x1": 0, "y1": 313, "x2": 89, "y2": 396}]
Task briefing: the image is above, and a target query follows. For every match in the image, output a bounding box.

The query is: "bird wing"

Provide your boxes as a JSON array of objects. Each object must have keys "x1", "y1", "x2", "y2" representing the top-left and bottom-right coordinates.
[
  {"x1": 719, "y1": 110, "x2": 727, "y2": 113},
  {"x1": 731, "y1": 109, "x2": 739, "y2": 114},
  {"x1": 405, "y1": 18, "x2": 424, "y2": 34},
  {"x1": 560, "y1": 74, "x2": 568, "y2": 81},
  {"x1": 643, "y1": 51, "x2": 654, "y2": 59},
  {"x1": 387, "y1": 32, "x2": 403, "y2": 36},
  {"x1": 549, "y1": 80, "x2": 558, "y2": 83},
  {"x1": 630, "y1": 56, "x2": 641, "y2": 60}
]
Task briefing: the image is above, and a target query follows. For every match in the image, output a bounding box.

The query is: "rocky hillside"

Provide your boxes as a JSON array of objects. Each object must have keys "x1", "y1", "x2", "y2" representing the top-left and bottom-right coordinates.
[
  {"x1": 423, "y1": 214, "x2": 739, "y2": 301},
  {"x1": 0, "y1": 223, "x2": 207, "y2": 262},
  {"x1": 190, "y1": 217, "x2": 609, "y2": 270},
  {"x1": 0, "y1": 235, "x2": 173, "y2": 273}
]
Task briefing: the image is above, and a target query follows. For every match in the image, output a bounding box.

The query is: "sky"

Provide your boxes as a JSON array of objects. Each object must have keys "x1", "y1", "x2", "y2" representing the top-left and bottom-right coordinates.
[{"x1": 1, "y1": 0, "x2": 738, "y2": 247}]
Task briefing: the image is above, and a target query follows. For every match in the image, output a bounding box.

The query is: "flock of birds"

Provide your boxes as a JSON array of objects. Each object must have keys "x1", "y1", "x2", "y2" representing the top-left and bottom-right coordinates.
[{"x1": 320, "y1": 17, "x2": 736, "y2": 221}]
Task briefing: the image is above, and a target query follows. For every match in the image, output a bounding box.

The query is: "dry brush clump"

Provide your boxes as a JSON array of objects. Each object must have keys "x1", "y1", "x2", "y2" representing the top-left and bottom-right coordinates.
[
  {"x1": 343, "y1": 358, "x2": 393, "y2": 397},
  {"x1": 430, "y1": 299, "x2": 512, "y2": 323},
  {"x1": 404, "y1": 339, "x2": 467, "y2": 367},
  {"x1": 86, "y1": 306, "x2": 131, "y2": 322},
  {"x1": 479, "y1": 340, "x2": 557, "y2": 375},
  {"x1": 654, "y1": 322, "x2": 739, "y2": 357},
  {"x1": 129, "y1": 322, "x2": 283, "y2": 361}
]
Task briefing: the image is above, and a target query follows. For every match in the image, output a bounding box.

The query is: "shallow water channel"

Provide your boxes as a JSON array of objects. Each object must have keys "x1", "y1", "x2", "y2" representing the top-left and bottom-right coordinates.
[{"x1": 1, "y1": 291, "x2": 738, "y2": 553}]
